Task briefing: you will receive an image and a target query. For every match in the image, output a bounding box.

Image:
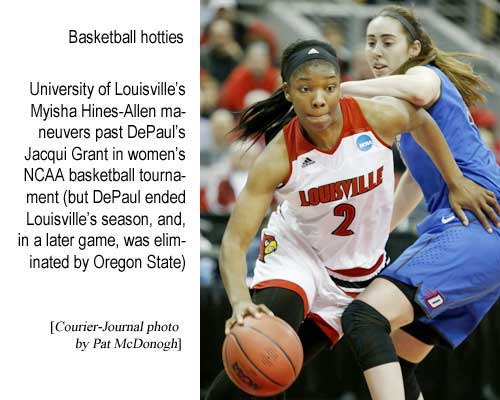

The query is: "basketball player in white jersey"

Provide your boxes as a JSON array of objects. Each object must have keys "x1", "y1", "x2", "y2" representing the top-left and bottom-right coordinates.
[{"x1": 205, "y1": 39, "x2": 497, "y2": 399}]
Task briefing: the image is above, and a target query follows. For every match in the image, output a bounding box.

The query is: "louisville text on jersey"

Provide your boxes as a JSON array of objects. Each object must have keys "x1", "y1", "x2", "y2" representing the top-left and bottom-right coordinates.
[{"x1": 299, "y1": 166, "x2": 383, "y2": 206}]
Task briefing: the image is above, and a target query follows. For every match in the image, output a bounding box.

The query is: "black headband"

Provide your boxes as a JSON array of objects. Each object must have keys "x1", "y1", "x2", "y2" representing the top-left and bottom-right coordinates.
[
  {"x1": 379, "y1": 11, "x2": 418, "y2": 40},
  {"x1": 282, "y1": 46, "x2": 339, "y2": 82}
]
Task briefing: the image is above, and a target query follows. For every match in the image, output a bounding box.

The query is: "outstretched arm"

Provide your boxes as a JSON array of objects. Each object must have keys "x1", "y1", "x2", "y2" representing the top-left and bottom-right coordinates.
[
  {"x1": 341, "y1": 66, "x2": 440, "y2": 107},
  {"x1": 219, "y1": 136, "x2": 289, "y2": 334}
]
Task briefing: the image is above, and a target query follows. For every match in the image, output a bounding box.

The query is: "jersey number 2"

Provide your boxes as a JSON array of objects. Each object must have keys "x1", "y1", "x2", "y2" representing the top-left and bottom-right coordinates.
[{"x1": 331, "y1": 204, "x2": 355, "y2": 236}]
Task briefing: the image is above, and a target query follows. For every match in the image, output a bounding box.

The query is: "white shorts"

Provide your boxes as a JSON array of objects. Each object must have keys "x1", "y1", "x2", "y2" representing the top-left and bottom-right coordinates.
[{"x1": 251, "y1": 215, "x2": 357, "y2": 345}]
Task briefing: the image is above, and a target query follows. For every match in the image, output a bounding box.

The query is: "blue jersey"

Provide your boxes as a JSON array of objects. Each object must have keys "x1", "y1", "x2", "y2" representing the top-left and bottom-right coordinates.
[
  {"x1": 383, "y1": 65, "x2": 500, "y2": 349},
  {"x1": 399, "y1": 65, "x2": 500, "y2": 213}
]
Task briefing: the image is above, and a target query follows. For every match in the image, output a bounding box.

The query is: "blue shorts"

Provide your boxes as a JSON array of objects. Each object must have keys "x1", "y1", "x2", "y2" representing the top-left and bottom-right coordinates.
[{"x1": 382, "y1": 208, "x2": 500, "y2": 349}]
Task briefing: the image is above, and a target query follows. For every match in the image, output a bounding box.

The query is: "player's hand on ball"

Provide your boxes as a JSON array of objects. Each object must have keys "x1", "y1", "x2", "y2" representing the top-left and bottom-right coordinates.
[
  {"x1": 225, "y1": 301, "x2": 274, "y2": 335},
  {"x1": 448, "y1": 176, "x2": 500, "y2": 233}
]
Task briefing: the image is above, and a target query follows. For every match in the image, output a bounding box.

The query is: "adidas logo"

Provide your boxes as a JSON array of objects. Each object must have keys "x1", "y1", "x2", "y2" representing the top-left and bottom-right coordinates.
[
  {"x1": 301, "y1": 157, "x2": 315, "y2": 167},
  {"x1": 308, "y1": 48, "x2": 319, "y2": 55}
]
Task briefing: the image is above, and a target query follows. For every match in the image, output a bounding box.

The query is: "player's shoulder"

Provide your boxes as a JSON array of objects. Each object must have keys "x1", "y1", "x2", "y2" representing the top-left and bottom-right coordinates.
[
  {"x1": 260, "y1": 130, "x2": 287, "y2": 162},
  {"x1": 406, "y1": 66, "x2": 441, "y2": 104},
  {"x1": 406, "y1": 65, "x2": 440, "y2": 79},
  {"x1": 248, "y1": 131, "x2": 290, "y2": 188}
]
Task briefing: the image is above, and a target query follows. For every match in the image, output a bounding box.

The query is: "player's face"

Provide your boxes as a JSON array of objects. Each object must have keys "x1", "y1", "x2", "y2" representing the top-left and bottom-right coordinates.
[
  {"x1": 365, "y1": 16, "x2": 414, "y2": 77},
  {"x1": 285, "y1": 63, "x2": 341, "y2": 135}
]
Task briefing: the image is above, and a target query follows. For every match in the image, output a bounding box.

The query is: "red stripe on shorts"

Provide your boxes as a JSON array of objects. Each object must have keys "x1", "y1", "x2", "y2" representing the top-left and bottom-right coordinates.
[
  {"x1": 326, "y1": 254, "x2": 384, "y2": 278},
  {"x1": 308, "y1": 313, "x2": 341, "y2": 347},
  {"x1": 252, "y1": 279, "x2": 310, "y2": 318}
]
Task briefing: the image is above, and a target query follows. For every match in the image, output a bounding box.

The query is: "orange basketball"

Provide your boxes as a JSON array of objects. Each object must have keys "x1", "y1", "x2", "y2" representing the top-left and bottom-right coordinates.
[{"x1": 222, "y1": 314, "x2": 303, "y2": 397}]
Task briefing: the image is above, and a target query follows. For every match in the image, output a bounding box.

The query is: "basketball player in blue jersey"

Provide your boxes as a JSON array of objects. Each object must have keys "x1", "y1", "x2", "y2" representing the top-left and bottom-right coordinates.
[
  {"x1": 205, "y1": 38, "x2": 499, "y2": 400},
  {"x1": 341, "y1": 5, "x2": 500, "y2": 400}
]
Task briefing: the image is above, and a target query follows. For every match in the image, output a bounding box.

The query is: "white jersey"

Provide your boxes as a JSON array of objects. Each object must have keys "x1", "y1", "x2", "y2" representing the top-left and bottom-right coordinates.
[{"x1": 271, "y1": 97, "x2": 394, "y2": 280}]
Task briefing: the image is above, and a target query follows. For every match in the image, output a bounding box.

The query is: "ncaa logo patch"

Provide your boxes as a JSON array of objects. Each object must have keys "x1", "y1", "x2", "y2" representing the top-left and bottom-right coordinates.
[{"x1": 356, "y1": 134, "x2": 373, "y2": 152}]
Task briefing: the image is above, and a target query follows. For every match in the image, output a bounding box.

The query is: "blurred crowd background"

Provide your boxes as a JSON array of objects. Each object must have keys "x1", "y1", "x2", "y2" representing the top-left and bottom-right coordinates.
[{"x1": 200, "y1": 1, "x2": 500, "y2": 399}]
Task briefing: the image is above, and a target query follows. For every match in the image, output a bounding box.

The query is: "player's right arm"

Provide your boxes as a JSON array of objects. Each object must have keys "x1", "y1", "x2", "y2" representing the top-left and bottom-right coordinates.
[
  {"x1": 220, "y1": 134, "x2": 289, "y2": 334},
  {"x1": 341, "y1": 66, "x2": 441, "y2": 107},
  {"x1": 391, "y1": 170, "x2": 423, "y2": 231}
]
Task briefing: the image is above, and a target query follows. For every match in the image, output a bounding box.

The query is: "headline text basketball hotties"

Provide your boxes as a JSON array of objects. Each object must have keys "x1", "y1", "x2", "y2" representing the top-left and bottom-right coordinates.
[{"x1": 68, "y1": 29, "x2": 183, "y2": 44}]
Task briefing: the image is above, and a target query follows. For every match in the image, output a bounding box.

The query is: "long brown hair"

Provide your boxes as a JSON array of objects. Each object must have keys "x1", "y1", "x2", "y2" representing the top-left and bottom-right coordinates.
[{"x1": 373, "y1": 5, "x2": 491, "y2": 107}]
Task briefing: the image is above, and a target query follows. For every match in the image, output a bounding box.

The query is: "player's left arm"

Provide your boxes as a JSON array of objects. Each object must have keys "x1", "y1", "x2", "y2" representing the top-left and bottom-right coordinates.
[{"x1": 360, "y1": 96, "x2": 500, "y2": 232}]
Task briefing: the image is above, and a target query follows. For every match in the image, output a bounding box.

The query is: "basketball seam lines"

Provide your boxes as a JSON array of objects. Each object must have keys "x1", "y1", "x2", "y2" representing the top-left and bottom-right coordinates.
[
  {"x1": 230, "y1": 332, "x2": 286, "y2": 388},
  {"x1": 273, "y1": 318, "x2": 302, "y2": 375},
  {"x1": 270, "y1": 318, "x2": 302, "y2": 374},
  {"x1": 247, "y1": 326, "x2": 297, "y2": 377}
]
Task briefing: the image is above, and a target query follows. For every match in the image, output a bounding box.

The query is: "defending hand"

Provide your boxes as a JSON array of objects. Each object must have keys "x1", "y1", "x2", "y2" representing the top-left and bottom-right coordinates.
[{"x1": 448, "y1": 177, "x2": 500, "y2": 233}]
